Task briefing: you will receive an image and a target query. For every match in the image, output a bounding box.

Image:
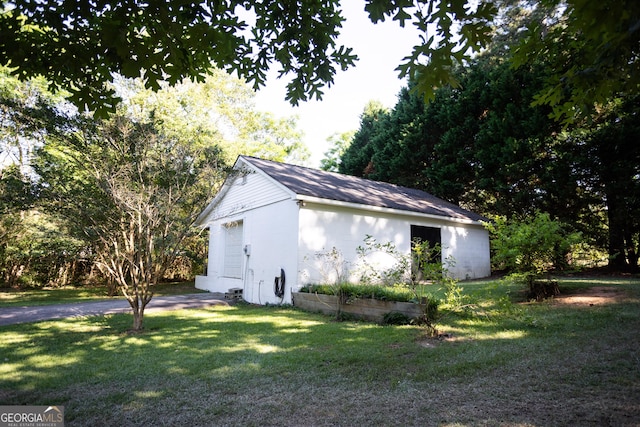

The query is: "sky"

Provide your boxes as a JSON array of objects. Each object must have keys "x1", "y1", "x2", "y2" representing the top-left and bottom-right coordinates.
[{"x1": 253, "y1": 3, "x2": 422, "y2": 168}]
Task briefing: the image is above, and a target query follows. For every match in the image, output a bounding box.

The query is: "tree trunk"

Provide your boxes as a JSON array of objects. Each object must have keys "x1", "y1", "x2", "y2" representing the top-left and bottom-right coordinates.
[
  {"x1": 625, "y1": 231, "x2": 639, "y2": 273},
  {"x1": 125, "y1": 293, "x2": 151, "y2": 332},
  {"x1": 606, "y1": 194, "x2": 629, "y2": 271},
  {"x1": 132, "y1": 307, "x2": 144, "y2": 331}
]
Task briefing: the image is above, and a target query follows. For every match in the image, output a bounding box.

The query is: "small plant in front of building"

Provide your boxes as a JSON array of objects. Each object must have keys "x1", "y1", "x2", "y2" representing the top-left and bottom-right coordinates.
[
  {"x1": 411, "y1": 239, "x2": 463, "y2": 305},
  {"x1": 303, "y1": 247, "x2": 353, "y2": 317},
  {"x1": 312, "y1": 246, "x2": 351, "y2": 286},
  {"x1": 356, "y1": 235, "x2": 460, "y2": 303},
  {"x1": 355, "y1": 235, "x2": 410, "y2": 286}
]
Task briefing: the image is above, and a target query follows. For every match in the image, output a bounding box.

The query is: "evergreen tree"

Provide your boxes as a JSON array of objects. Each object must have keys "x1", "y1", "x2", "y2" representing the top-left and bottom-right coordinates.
[
  {"x1": 340, "y1": 28, "x2": 639, "y2": 270},
  {"x1": 339, "y1": 101, "x2": 389, "y2": 177}
]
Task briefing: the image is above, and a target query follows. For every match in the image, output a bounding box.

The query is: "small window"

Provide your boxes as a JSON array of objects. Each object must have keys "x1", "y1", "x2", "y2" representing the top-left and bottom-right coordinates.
[{"x1": 223, "y1": 221, "x2": 243, "y2": 278}]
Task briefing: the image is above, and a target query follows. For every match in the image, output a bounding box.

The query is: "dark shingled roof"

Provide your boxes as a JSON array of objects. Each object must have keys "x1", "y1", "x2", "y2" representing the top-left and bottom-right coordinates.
[{"x1": 241, "y1": 156, "x2": 486, "y2": 223}]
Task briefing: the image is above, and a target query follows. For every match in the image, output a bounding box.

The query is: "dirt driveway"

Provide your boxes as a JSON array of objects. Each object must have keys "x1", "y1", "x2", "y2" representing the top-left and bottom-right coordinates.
[{"x1": 0, "y1": 293, "x2": 230, "y2": 326}]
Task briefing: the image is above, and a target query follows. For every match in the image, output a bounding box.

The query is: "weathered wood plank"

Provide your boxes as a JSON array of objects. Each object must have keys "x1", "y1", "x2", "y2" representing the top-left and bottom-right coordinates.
[{"x1": 292, "y1": 292, "x2": 425, "y2": 322}]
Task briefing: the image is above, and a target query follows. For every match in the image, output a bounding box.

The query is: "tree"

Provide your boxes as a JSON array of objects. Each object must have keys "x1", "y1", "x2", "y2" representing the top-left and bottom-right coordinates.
[
  {"x1": 339, "y1": 100, "x2": 389, "y2": 176},
  {"x1": 485, "y1": 212, "x2": 580, "y2": 300},
  {"x1": 424, "y1": 58, "x2": 573, "y2": 217},
  {"x1": 114, "y1": 72, "x2": 308, "y2": 164},
  {"x1": 320, "y1": 131, "x2": 355, "y2": 172},
  {"x1": 0, "y1": 203, "x2": 86, "y2": 288},
  {"x1": 340, "y1": 30, "x2": 639, "y2": 271},
  {"x1": 367, "y1": 0, "x2": 640, "y2": 124},
  {"x1": 341, "y1": 58, "x2": 567, "y2": 215},
  {"x1": 570, "y1": 96, "x2": 640, "y2": 271},
  {"x1": 362, "y1": 85, "x2": 434, "y2": 189},
  {"x1": 513, "y1": 0, "x2": 640, "y2": 124},
  {"x1": 36, "y1": 114, "x2": 225, "y2": 330},
  {"x1": 0, "y1": 0, "x2": 357, "y2": 115},
  {"x1": 0, "y1": 66, "x2": 87, "y2": 287},
  {"x1": 31, "y1": 69, "x2": 305, "y2": 329},
  {"x1": 3, "y1": 1, "x2": 637, "y2": 122},
  {"x1": 0, "y1": 65, "x2": 67, "y2": 172},
  {"x1": 0, "y1": 164, "x2": 34, "y2": 286}
]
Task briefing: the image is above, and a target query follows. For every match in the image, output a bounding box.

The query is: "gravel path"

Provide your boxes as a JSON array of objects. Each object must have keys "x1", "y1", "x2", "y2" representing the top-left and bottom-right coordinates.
[{"x1": 0, "y1": 293, "x2": 230, "y2": 326}]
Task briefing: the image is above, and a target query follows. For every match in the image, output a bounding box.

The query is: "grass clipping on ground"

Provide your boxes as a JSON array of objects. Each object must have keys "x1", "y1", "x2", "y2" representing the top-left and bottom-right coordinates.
[{"x1": 0, "y1": 277, "x2": 639, "y2": 426}]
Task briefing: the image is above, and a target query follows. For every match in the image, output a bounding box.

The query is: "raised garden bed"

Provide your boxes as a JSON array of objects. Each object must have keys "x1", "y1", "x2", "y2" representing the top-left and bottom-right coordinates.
[{"x1": 292, "y1": 291, "x2": 429, "y2": 323}]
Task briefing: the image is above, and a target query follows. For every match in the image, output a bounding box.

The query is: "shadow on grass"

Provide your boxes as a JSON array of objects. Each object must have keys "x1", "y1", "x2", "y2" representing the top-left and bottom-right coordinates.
[
  {"x1": 1, "y1": 279, "x2": 639, "y2": 426},
  {"x1": 0, "y1": 281, "x2": 204, "y2": 308},
  {"x1": 1, "y1": 306, "x2": 411, "y2": 394}
]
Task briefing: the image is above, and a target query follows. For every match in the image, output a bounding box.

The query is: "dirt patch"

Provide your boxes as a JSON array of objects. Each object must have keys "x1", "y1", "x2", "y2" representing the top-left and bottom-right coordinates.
[
  {"x1": 415, "y1": 332, "x2": 459, "y2": 348},
  {"x1": 552, "y1": 286, "x2": 628, "y2": 306},
  {"x1": 416, "y1": 338, "x2": 438, "y2": 348}
]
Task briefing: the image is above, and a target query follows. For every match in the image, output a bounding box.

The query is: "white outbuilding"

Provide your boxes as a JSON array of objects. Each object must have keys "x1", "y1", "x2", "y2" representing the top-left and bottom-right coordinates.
[{"x1": 194, "y1": 156, "x2": 490, "y2": 305}]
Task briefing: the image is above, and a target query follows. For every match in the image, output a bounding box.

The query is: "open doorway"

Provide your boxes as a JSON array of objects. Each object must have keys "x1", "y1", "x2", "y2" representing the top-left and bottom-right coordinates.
[{"x1": 410, "y1": 225, "x2": 442, "y2": 281}]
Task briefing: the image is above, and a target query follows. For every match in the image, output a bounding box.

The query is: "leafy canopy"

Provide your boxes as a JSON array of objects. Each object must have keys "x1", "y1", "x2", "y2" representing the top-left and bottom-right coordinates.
[
  {"x1": 1, "y1": 1, "x2": 637, "y2": 122},
  {"x1": 0, "y1": 0, "x2": 357, "y2": 115}
]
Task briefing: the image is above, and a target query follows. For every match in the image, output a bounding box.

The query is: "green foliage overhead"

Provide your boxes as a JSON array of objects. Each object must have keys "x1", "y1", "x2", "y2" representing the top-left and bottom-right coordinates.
[
  {"x1": 369, "y1": 0, "x2": 640, "y2": 123},
  {"x1": 0, "y1": 0, "x2": 357, "y2": 115},
  {"x1": 365, "y1": 0, "x2": 497, "y2": 99},
  {"x1": 3, "y1": 1, "x2": 637, "y2": 122},
  {"x1": 513, "y1": 0, "x2": 640, "y2": 124},
  {"x1": 114, "y1": 72, "x2": 308, "y2": 164}
]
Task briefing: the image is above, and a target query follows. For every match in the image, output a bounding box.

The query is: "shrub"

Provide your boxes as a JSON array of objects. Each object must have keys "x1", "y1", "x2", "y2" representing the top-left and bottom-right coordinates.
[
  {"x1": 355, "y1": 235, "x2": 458, "y2": 301},
  {"x1": 484, "y1": 212, "x2": 581, "y2": 300}
]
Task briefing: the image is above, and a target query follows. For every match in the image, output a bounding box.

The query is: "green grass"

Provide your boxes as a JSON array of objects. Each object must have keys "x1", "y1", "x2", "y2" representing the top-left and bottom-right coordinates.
[
  {"x1": 0, "y1": 281, "x2": 205, "y2": 307},
  {"x1": 0, "y1": 276, "x2": 639, "y2": 426}
]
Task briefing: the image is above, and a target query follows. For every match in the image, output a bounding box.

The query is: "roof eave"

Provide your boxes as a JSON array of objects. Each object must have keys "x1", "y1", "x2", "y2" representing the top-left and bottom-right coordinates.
[
  {"x1": 193, "y1": 186, "x2": 228, "y2": 228},
  {"x1": 193, "y1": 159, "x2": 245, "y2": 228},
  {"x1": 295, "y1": 195, "x2": 485, "y2": 226},
  {"x1": 194, "y1": 156, "x2": 298, "y2": 228}
]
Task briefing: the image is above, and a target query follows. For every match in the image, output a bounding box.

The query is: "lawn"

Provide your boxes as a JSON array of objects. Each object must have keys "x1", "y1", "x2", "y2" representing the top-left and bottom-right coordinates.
[{"x1": 0, "y1": 277, "x2": 639, "y2": 426}]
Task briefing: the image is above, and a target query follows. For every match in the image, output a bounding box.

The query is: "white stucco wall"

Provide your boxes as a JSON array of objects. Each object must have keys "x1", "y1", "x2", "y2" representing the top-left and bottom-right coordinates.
[
  {"x1": 297, "y1": 202, "x2": 490, "y2": 285},
  {"x1": 441, "y1": 224, "x2": 491, "y2": 279},
  {"x1": 195, "y1": 200, "x2": 300, "y2": 305},
  {"x1": 241, "y1": 200, "x2": 299, "y2": 305},
  {"x1": 194, "y1": 165, "x2": 301, "y2": 304}
]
